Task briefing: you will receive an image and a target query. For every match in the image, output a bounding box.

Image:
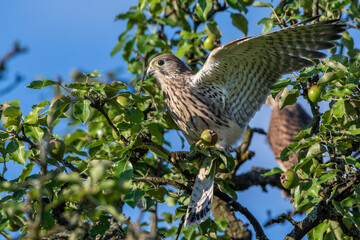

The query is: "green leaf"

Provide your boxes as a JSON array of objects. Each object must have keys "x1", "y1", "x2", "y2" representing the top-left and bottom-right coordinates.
[
  {"x1": 195, "y1": 0, "x2": 212, "y2": 21},
  {"x1": 332, "y1": 99, "x2": 345, "y2": 118},
  {"x1": 138, "y1": 0, "x2": 146, "y2": 11},
  {"x1": 318, "y1": 72, "x2": 336, "y2": 85},
  {"x1": 122, "y1": 38, "x2": 136, "y2": 61},
  {"x1": 147, "y1": 187, "x2": 168, "y2": 202},
  {"x1": 217, "y1": 180, "x2": 237, "y2": 200},
  {"x1": 7, "y1": 100, "x2": 20, "y2": 107},
  {"x1": 341, "y1": 32, "x2": 354, "y2": 50},
  {"x1": 330, "y1": 54, "x2": 348, "y2": 65},
  {"x1": 162, "y1": 212, "x2": 175, "y2": 223},
  {"x1": 137, "y1": 34, "x2": 158, "y2": 53},
  {"x1": 125, "y1": 107, "x2": 144, "y2": 123},
  {"x1": 262, "y1": 19, "x2": 274, "y2": 34},
  {"x1": 176, "y1": 41, "x2": 192, "y2": 59},
  {"x1": 306, "y1": 143, "x2": 326, "y2": 157},
  {"x1": 84, "y1": 138, "x2": 107, "y2": 149},
  {"x1": 175, "y1": 206, "x2": 187, "y2": 218},
  {"x1": 147, "y1": 144, "x2": 169, "y2": 160},
  {"x1": 318, "y1": 173, "x2": 336, "y2": 184},
  {"x1": 6, "y1": 140, "x2": 26, "y2": 165},
  {"x1": 124, "y1": 190, "x2": 145, "y2": 208},
  {"x1": 226, "y1": 0, "x2": 245, "y2": 11},
  {"x1": 308, "y1": 220, "x2": 330, "y2": 240},
  {"x1": 278, "y1": 88, "x2": 299, "y2": 109},
  {"x1": 104, "y1": 81, "x2": 127, "y2": 91},
  {"x1": 66, "y1": 83, "x2": 89, "y2": 90},
  {"x1": 90, "y1": 216, "x2": 110, "y2": 236},
  {"x1": 24, "y1": 106, "x2": 44, "y2": 124},
  {"x1": 180, "y1": 30, "x2": 200, "y2": 40},
  {"x1": 219, "y1": 154, "x2": 235, "y2": 171},
  {"x1": 263, "y1": 167, "x2": 283, "y2": 176},
  {"x1": 147, "y1": 124, "x2": 165, "y2": 144},
  {"x1": 214, "y1": 219, "x2": 228, "y2": 232},
  {"x1": 114, "y1": 159, "x2": 133, "y2": 181},
  {"x1": 47, "y1": 96, "x2": 70, "y2": 127},
  {"x1": 332, "y1": 200, "x2": 345, "y2": 214},
  {"x1": 111, "y1": 35, "x2": 129, "y2": 57},
  {"x1": 322, "y1": 59, "x2": 348, "y2": 72},
  {"x1": 231, "y1": 13, "x2": 248, "y2": 36},
  {"x1": 42, "y1": 208, "x2": 55, "y2": 229},
  {"x1": 26, "y1": 80, "x2": 58, "y2": 89},
  {"x1": 205, "y1": 22, "x2": 222, "y2": 38},
  {"x1": 19, "y1": 163, "x2": 34, "y2": 182},
  {"x1": 85, "y1": 70, "x2": 101, "y2": 78},
  {"x1": 73, "y1": 99, "x2": 91, "y2": 123},
  {"x1": 345, "y1": 156, "x2": 358, "y2": 166},
  {"x1": 24, "y1": 125, "x2": 44, "y2": 141},
  {"x1": 3, "y1": 106, "x2": 21, "y2": 117},
  {"x1": 253, "y1": 1, "x2": 273, "y2": 7}
]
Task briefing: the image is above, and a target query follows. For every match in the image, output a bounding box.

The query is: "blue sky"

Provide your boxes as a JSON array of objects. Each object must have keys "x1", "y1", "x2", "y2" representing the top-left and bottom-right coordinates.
[{"x1": 2, "y1": 0, "x2": 356, "y2": 239}]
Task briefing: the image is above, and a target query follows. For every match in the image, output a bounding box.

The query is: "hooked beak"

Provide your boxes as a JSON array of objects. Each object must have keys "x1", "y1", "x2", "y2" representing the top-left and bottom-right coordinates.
[{"x1": 146, "y1": 66, "x2": 155, "y2": 77}]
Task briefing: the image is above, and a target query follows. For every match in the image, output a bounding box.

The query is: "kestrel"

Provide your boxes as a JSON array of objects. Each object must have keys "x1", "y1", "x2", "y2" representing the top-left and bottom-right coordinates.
[
  {"x1": 266, "y1": 93, "x2": 311, "y2": 171},
  {"x1": 146, "y1": 17, "x2": 345, "y2": 227}
]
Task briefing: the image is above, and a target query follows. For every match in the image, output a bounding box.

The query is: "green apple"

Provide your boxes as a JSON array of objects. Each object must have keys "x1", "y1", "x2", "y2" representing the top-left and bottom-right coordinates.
[
  {"x1": 281, "y1": 170, "x2": 300, "y2": 189},
  {"x1": 200, "y1": 129, "x2": 218, "y2": 146}
]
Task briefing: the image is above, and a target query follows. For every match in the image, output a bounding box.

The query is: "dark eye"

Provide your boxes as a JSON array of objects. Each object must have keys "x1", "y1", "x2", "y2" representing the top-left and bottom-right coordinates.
[{"x1": 156, "y1": 59, "x2": 165, "y2": 66}]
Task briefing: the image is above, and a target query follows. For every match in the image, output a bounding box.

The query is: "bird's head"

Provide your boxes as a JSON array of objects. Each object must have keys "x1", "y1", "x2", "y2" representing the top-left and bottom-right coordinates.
[{"x1": 147, "y1": 54, "x2": 193, "y2": 85}]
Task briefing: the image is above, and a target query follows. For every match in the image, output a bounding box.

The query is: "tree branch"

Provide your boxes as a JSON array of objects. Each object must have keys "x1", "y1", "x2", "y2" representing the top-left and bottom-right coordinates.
[
  {"x1": 133, "y1": 176, "x2": 191, "y2": 193},
  {"x1": 284, "y1": 172, "x2": 359, "y2": 240},
  {"x1": 214, "y1": 189, "x2": 269, "y2": 240},
  {"x1": 174, "y1": 216, "x2": 185, "y2": 240},
  {"x1": 135, "y1": 173, "x2": 271, "y2": 240},
  {"x1": 232, "y1": 167, "x2": 285, "y2": 192},
  {"x1": 0, "y1": 42, "x2": 27, "y2": 78}
]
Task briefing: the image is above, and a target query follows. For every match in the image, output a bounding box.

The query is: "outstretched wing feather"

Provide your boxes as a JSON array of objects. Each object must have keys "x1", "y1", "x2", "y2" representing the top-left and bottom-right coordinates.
[{"x1": 190, "y1": 19, "x2": 345, "y2": 127}]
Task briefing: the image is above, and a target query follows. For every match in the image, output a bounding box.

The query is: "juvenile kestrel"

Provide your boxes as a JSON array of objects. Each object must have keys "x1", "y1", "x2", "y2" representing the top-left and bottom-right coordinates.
[
  {"x1": 266, "y1": 93, "x2": 311, "y2": 171},
  {"x1": 147, "y1": 17, "x2": 345, "y2": 227}
]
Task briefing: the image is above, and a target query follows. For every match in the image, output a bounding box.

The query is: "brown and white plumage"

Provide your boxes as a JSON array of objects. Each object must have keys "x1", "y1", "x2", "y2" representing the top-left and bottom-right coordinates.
[
  {"x1": 147, "y1": 17, "x2": 345, "y2": 227},
  {"x1": 266, "y1": 93, "x2": 311, "y2": 170}
]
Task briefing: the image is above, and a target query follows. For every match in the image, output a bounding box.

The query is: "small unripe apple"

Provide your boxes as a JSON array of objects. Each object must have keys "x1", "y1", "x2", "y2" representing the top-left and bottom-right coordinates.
[
  {"x1": 203, "y1": 34, "x2": 216, "y2": 50},
  {"x1": 308, "y1": 86, "x2": 323, "y2": 103},
  {"x1": 200, "y1": 129, "x2": 218, "y2": 146},
  {"x1": 48, "y1": 138, "x2": 65, "y2": 160},
  {"x1": 281, "y1": 170, "x2": 300, "y2": 189},
  {"x1": 7, "y1": 220, "x2": 21, "y2": 232}
]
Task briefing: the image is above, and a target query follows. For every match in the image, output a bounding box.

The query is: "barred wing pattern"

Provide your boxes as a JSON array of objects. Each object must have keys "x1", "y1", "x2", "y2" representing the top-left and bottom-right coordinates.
[{"x1": 191, "y1": 19, "x2": 345, "y2": 130}]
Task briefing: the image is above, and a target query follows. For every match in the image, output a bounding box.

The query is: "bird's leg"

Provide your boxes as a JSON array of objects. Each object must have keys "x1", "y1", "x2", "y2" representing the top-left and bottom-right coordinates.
[{"x1": 170, "y1": 151, "x2": 189, "y2": 164}]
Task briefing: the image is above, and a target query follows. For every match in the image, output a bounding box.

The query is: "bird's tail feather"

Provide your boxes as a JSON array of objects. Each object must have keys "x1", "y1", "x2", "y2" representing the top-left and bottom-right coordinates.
[{"x1": 184, "y1": 167, "x2": 215, "y2": 227}]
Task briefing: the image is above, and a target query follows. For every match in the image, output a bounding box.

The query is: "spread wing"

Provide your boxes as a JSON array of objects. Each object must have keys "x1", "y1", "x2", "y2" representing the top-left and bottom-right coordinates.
[{"x1": 190, "y1": 18, "x2": 345, "y2": 128}]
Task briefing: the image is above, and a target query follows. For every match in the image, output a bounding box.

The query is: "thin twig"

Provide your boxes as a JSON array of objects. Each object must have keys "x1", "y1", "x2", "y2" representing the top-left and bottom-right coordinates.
[
  {"x1": 134, "y1": 176, "x2": 190, "y2": 192},
  {"x1": 90, "y1": 101, "x2": 128, "y2": 144},
  {"x1": 214, "y1": 189, "x2": 269, "y2": 240},
  {"x1": 133, "y1": 50, "x2": 148, "y2": 94},
  {"x1": 174, "y1": 216, "x2": 185, "y2": 240},
  {"x1": 18, "y1": 124, "x2": 38, "y2": 149},
  {"x1": 0, "y1": 42, "x2": 27, "y2": 77},
  {"x1": 312, "y1": 0, "x2": 319, "y2": 17}
]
